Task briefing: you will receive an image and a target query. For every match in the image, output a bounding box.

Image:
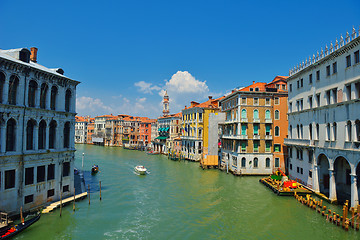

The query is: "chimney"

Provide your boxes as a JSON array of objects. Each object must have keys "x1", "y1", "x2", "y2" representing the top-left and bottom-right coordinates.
[
  {"x1": 253, "y1": 81, "x2": 255, "y2": 84},
  {"x1": 208, "y1": 96, "x2": 213, "y2": 100},
  {"x1": 30, "y1": 47, "x2": 38, "y2": 63}
]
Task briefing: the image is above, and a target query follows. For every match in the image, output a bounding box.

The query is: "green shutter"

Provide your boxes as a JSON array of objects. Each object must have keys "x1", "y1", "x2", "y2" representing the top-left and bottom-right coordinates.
[
  {"x1": 254, "y1": 125, "x2": 258, "y2": 135},
  {"x1": 241, "y1": 125, "x2": 246, "y2": 135},
  {"x1": 266, "y1": 125, "x2": 271, "y2": 134},
  {"x1": 265, "y1": 110, "x2": 270, "y2": 119},
  {"x1": 266, "y1": 142, "x2": 270, "y2": 152}
]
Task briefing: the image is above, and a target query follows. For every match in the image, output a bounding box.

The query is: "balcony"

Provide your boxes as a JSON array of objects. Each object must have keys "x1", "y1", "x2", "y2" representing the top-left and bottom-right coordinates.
[
  {"x1": 253, "y1": 135, "x2": 260, "y2": 140},
  {"x1": 253, "y1": 118, "x2": 260, "y2": 123},
  {"x1": 265, "y1": 119, "x2": 272, "y2": 123},
  {"x1": 284, "y1": 138, "x2": 314, "y2": 147},
  {"x1": 265, "y1": 135, "x2": 273, "y2": 140},
  {"x1": 222, "y1": 134, "x2": 247, "y2": 140},
  {"x1": 240, "y1": 118, "x2": 248, "y2": 123}
]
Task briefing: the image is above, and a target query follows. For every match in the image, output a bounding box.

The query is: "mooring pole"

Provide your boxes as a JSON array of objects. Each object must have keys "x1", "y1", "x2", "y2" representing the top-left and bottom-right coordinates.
[
  {"x1": 99, "y1": 181, "x2": 102, "y2": 201},
  {"x1": 73, "y1": 188, "x2": 76, "y2": 211},
  {"x1": 88, "y1": 184, "x2": 90, "y2": 205},
  {"x1": 60, "y1": 191, "x2": 62, "y2": 217}
]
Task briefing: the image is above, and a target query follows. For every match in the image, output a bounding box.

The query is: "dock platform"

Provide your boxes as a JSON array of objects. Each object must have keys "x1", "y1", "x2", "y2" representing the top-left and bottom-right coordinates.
[
  {"x1": 260, "y1": 177, "x2": 312, "y2": 196},
  {"x1": 42, "y1": 192, "x2": 88, "y2": 214}
]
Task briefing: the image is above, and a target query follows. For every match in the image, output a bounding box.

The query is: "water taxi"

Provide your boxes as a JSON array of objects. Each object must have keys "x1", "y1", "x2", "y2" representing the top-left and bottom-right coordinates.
[{"x1": 134, "y1": 165, "x2": 147, "y2": 175}]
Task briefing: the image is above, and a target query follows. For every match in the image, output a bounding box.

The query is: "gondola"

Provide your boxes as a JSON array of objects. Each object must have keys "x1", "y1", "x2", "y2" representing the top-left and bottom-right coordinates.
[
  {"x1": 91, "y1": 164, "x2": 99, "y2": 174},
  {"x1": 0, "y1": 214, "x2": 40, "y2": 239}
]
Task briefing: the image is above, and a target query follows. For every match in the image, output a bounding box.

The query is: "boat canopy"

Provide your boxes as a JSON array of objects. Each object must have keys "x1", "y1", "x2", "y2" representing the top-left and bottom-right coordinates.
[{"x1": 155, "y1": 136, "x2": 168, "y2": 140}]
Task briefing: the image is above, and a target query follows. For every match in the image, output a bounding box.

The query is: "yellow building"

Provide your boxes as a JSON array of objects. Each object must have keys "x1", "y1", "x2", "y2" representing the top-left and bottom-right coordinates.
[{"x1": 181, "y1": 96, "x2": 224, "y2": 165}]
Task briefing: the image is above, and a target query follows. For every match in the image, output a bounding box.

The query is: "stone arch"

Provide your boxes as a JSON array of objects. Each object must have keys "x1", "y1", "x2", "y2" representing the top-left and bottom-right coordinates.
[
  {"x1": 26, "y1": 118, "x2": 37, "y2": 150},
  {"x1": 6, "y1": 118, "x2": 17, "y2": 151},
  {"x1": 38, "y1": 120, "x2": 47, "y2": 149},
  {"x1": 8, "y1": 75, "x2": 19, "y2": 105},
  {"x1": 49, "y1": 120, "x2": 57, "y2": 149},
  {"x1": 317, "y1": 153, "x2": 330, "y2": 197},
  {"x1": 28, "y1": 80, "x2": 38, "y2": 107},
  {"x1": 40, "y1": 83, "x2": 49, "y2": 109},
  {"x1": 65, "y1": 88, "x2": 72, "y2": 112},
  {"x1": 50, "y1": 85, "x2": 58, "y2": 110},
  {"x1": 334, "y1": 155, "x2": 351, "y2": 204}
]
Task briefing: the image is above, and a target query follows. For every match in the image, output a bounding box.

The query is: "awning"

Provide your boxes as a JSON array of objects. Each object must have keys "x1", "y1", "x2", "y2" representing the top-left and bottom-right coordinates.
[
  {"x1": 158, "y1": 128, "x2": 163, "y2": 132},
  {"x1": 155, "y1": 136, "x2": 168, "y2": 140},
  {"x1": 165, "y1": 127, "x2": 170, "y2": 131}
]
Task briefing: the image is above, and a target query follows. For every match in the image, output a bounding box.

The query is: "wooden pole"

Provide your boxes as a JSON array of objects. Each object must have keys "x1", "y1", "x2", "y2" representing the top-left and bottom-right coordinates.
[
  {"x1": 99, "y1": 181, "x2": 102, "y2": 201},
  {"x1": 20, "y1": 207, "x2": 24, "y2": 224},
  {"x1": 88, "y1": 184, "x2": 90, "y2": 205},
  {"x1": 60, "y1": 191, "x2": 62, "y2": 217},
  {"x1": 73, "y1": 188, "x2": 76, "y2": 211}
]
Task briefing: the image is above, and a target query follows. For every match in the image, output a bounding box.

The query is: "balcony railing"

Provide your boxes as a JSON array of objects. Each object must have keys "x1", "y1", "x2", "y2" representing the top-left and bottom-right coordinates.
[
  {"x1": 240, "y1": 118, "x2": 248, "y2": 123},
  {"x1": 265, "y1": 135, "x2": 273, "y2": 140},
  {"x1": 284, "y1": 138, "x2": 314, "y2": 147},
  {"x1": 253, "y1": 135, "x2": 260, "y2": 140},
  {"x1": 265, "y1": 119, "x2": 272, "y2": 123},
  {"x1": 253, "y1": 118, "x2": 260, "y2": 123}
]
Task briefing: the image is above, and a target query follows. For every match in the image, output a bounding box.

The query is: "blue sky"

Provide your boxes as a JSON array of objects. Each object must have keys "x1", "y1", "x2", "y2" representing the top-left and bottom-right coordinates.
[{"x1": 1, "y1": 0, "x2": 359, "y2": 118}]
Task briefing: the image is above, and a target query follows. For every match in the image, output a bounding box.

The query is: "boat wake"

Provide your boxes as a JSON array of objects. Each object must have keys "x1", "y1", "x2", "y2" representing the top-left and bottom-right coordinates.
[{"x1": 133, "y1": 170, "x2": 150, "y2": 175}]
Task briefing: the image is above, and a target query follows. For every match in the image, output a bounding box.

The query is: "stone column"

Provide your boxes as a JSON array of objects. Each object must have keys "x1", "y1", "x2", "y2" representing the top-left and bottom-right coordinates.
[
  {"x1": 3, "y1": 78, "x2": 9, "y2": 104},
  {"x1": 329, "y1": 169, "x2": 337, "y2": 202},
  {"x1": 312, "y1": 164, "x2": 320, "y2": 193},
  {"x1": 350, "y1": 173, "x2": 359, "y2": 208},
  {"x1": 34, "y1": 125, "x2": 39, "y2": 150},
  {"x1": 45, "y1": 125, "x2": 49, "y2": 149},
  {"x1": 35, "y1": 86, "x2": 40, "y2": 108},
  {"x1": 0, "y1": 125, "x2": 6, "y2": 153},
  {"x1": 46, "y1": 86, "x2": 51, "y2": 110}
]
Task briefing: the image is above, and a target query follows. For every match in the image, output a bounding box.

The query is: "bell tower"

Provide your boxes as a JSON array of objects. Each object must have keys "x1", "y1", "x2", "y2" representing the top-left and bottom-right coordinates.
[{"x1": 163, "y1": 90, "x2": 169, "y2": 116}]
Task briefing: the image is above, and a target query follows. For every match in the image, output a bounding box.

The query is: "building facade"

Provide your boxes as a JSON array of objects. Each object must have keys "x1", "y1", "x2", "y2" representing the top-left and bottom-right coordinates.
[
  {"x1": 0, "y1": 47, "x2": 79, "y2": 214},
  {"x1": 220, "y1": 77, "x2": 288, "y2": 175},
  {"x1": 285, "y1": 28, "x2": 360, "y2": 207},
  {"x1": 75, "y1": 116, "x2": 89, "y2": 144}
]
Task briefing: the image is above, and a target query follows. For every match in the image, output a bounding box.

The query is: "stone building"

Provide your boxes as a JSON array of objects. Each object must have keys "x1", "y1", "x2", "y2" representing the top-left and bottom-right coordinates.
[
  {"x1": 220, "y1": 76, "x2": 288, "y2": 175},
  {"x1": 0, "y1": 47, "x2": 79, "y2": 215},
  {"x1": 285, "y1": 28, "x2": 360, "y2": 207},
  {"x1": 75, "y1": 116, "x2": 89, "y2": 144}
]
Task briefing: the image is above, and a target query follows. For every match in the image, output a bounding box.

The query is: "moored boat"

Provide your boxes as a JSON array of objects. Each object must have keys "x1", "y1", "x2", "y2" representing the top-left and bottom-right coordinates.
[
  {"x1": 134, "y1": 165, "x2": 147, "y2": 175},
  {"x1": 0, "y1": 214, "x2": 40, "y2": 239},
  {"x1": 91, "y1": 165, "x2": 99, "y2": 174}
]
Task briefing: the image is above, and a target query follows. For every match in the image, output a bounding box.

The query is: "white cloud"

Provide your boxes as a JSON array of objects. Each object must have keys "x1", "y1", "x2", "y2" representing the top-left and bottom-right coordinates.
[
  {"x1": 134, "y1": 81, "x2": 161, "y2": 94},
  {"x1": 76, "y1": 96, "x2": 113, "y2": 116},
  {"x1": 163, "y1": 71, "x2": 209, "y2": 94}
]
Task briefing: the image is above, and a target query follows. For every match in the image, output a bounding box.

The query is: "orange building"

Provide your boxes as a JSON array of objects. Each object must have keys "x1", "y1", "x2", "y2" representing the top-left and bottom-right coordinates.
[{"x1": 219, "y1": 76, "x2": 288, "y2": 175}]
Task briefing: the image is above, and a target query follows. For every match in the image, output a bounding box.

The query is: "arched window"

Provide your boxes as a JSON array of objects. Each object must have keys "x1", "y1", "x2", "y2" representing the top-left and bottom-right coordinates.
[
  {"x1": 40, "y1": 83, "x2": 48, "y2": 109},
  {"x1": 49, "y1": 120, "x2": 57, "y2": 149},
  {"x1": 65, "y1": 89, "x2": 72, "y2": 112},
  {"x1": 274, "y1": 110, "x2": 280, "y2": 120},
  {"x1": 309, "y1": 124, "x2": 313, "y2": 140},
  {"x1": 254, "y1": 157, "x2": 258, "y2": 168},
  {"x1": 38, "y1": 120, "x2": 46, "y2": 149},
  {"x1": 316, "y1": 124, "x2": 319, "y2": 140},
  {"x1": 275, "y1": 126, "x2": 280, "y2": 136},
  {"x1": 332, "y1": 122, "x2": 337, "y2": 141},
  {"x1": 346, "y1": 120, "x2": 352, "y2": 141},
  {"x1": 6, "y1": 118, "x2": 16, "y2": 151},
  {"x1": 241, "y1": 157, "x2": 246, "y2": 168},
  {"x1": 50, "y1": 86, "x2": 58, "y2": 110},
  {"x1": 265, "y1": 110, "x2": 270, "y2": 119},
  {"x1": 64, "y1": 122, "x2": 70, "y2": 148},
  {"x1": 265, "y1": 158, "x2": 271, "y2": 168},
  {"x1": 241, "y1": 109, "x2": 247, "y2": 119},
  {"x1": 8, "y1": 75, "x2": 19, "y2": 105},
  {"x1": 289, "y1": 125, "x2": 292, "y2": 138},
  {"x1": 326, "y1": 123, "x2": 331, "y2": 140},
  {"x1": 300, "y1": 124, "x2": 303, "y2": 139},
  {"x1": 28, "y1": 80, "x2": 37, "y2": 107},
  {"x1": 26, "y1": 119, "x2": 36, "y2": 150},
  {"x1": 297, "y1": 125, "x2": 300, "y2": 139},
  {"x1": 253, "y1": 109, "x2": 259, "y2": 120},
  {"x1": 0, "y1": 71, "x2": 5, "y2": 103},
  {"x1": 355, "y1": 119, "x2": 360, "y2": 142}
]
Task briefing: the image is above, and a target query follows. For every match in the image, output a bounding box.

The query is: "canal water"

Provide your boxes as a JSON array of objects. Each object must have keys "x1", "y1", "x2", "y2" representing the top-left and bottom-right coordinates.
[{"x1": 16, "y1": 145, "x2": 357, "y2": 239}]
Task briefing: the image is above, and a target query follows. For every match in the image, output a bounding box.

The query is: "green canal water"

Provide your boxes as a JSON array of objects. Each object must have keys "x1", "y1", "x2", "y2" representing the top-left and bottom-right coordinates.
[{"x1": 15, "y1": 144, "x2": 357, "y2": 239}]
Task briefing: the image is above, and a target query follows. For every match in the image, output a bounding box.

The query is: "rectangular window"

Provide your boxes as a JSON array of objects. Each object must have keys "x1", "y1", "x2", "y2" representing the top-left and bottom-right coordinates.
[
  {"x1": 297, "y1": 80, "x2": 299, "y2": 89},
  {"x1": 25, "y1": 167, "x2": 34, "y2": 185},
  {"x1": 346, "y1": 55, "x2": 351, "y2": 67},
  {"x1": 48, "y1": 164, "x2": 55, "y2": 180},
  {"x1": 300, "y1": 168, "x2": 303, "y2": 174},
  {"x1": 265, "y1": 125, "x2": 271, "y2": 135},
  {"x1": 326, "y1": 65, "x2": 330, "y2": 76},
  {"x1": 300, "y1": 78, "x2": 303, "y2": 87},
  {"x1": 241, "y1": 158, "x2": 246, "y2": 168},
  {"x1": 241, "y1": 142, "x2": 246, "y2": 152},
  {"x1": 254, "y1": 98, "x2": 259, "y2": 105},
  {"x1": 24, "y1": 195, "x2": 33, "y2": 204},
  {"x1": 309, "y1": 96, "x2": 313, "y2": 109},
  {"x1": 274, "y1": 97, "x2": 279, "y2": 105},
  {"x1": 241, "y1": 97, "x2": 246, "y2": 105},
  {"x1": 333, "y1": 62, "x2": 337, "y2": 74},
  {"x1": 289, "y1": 84, "x2": 292, "y2": 92},
  {"x1": 332, "y1": 88, "x2": 337, "y2": 104},
  {"x1": 316, "y1": 70, "x2": 320, "y2": 81},
  {"x1": 47, "y1": 189, "x2": 55, "y2": 198},
  {"x1": 253, "y1": 124, "x2": 259, "y2": 135},
  {"x1": 37, "y1": 165, "x2": 45, "y2": 183},
  {"x1": 63, "y1": 162, "x2": 70, "y2": 177},
  {"x1": 265, "y1": 98, "x2": 270, "y2": 106},
  {"x1": 326, "y1": 90, "x2": 331, "y2": 105},
  {"x1": 316, "y1": 94, "x2": 320, "y2": 107},
  {"x1": 265, "y1": 141, "x2": 271, "y2": 152},
  {"x1": 355, "y1": 50, "x2": 359, "y2": 64},
  {"x1": 275, "y1": 158, "x2": 280, "y2": 168},
  {"x1": 266, "y1": 158, "x2": 270, "y2": 168},
  {"x1": 290, "y1": 164, "x2": 292, "y2": 170},
  {"x1": 274, "y1": 144, "x2": 281, "y2": 152},
  {"x1": 297, "y1": 167, "x2": 299, "y2": 173},
  {"x1": 253, "y1": 141, "x2": 259, "y2": 153},
  {"x1": 346, "y1": 85, "x2": 352, "y2": 101},
  {"x1": 241, "y1": 125, "x2": 246, "y2": 135},
  {"x1": 5, "y1": 170, "x2": 15, "y2": 189},
  {"x1": 309, "y1": 74, "x2": 313, "y2": 84},
  {"x1": 63, "y1": 185, "x2": 70, "y2": 192},
  {"x1": 309, "y1": 170, "x2": 312, "y2": 178}
]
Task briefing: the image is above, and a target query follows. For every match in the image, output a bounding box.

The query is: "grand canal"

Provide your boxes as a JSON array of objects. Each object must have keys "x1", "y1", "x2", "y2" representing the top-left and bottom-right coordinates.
[{"x1": 16, "y1": 144, "x2": 357, "y2": 239}]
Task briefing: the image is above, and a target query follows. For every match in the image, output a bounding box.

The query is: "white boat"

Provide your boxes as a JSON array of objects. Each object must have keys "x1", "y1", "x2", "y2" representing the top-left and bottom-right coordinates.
[{"x1": 134, "y1": 165, "x2": 147, "y2": 175}]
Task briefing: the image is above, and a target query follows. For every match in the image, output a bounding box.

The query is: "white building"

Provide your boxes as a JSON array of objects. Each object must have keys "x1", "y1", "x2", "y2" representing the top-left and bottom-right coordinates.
[
  {"x1": 285, "y1": 28, "x2": 360, "y2": 207},
  {"x1": 75, "y1": 116, "x2": 89, "y2": 144},
  {"x1": 0, "y1": 47, "x2": 79, "y2": 215}
]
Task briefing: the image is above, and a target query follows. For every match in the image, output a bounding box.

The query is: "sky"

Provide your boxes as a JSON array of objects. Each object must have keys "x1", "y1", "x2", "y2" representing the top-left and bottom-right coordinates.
[{"x1": 1, "y1": 0, "x2": 359, "y2": 118}]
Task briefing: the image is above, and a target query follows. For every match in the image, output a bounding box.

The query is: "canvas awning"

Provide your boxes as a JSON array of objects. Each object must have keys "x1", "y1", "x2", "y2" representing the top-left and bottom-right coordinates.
[{"x1": 155, "y1": 136, "x2": 168, "y2": 140}]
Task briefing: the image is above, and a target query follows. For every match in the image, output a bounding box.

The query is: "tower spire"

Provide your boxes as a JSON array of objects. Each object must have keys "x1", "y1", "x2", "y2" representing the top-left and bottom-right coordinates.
[{"x1": 162, "y1": 90, "x2": 169, "y2": 116}]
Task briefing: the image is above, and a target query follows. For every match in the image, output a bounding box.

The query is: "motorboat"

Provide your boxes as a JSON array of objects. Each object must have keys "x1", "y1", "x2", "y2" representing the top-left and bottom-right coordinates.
[
  {"x1": 134, "y1": 165, "x2": 147, "y2": 175},
  {"x1": 91, "y1": 165, "x2": 99, "y2": 174}
]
